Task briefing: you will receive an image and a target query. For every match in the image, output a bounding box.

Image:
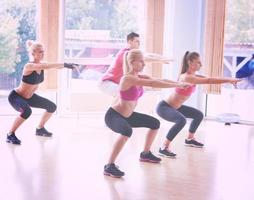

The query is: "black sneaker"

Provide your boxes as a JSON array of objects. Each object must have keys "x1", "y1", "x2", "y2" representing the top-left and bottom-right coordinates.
[
  {"x1": 6, "y1": 133, "x2": 21, "y2": 145},
  {"x1": 140, "y1": 151, "x2": 161, "y2": 163},
  {"x1": 36, "y1": 127, "x2": 52, "y2": 137},
  {"x1": 159, "y1": 148, "x2": 176, "y2": 158},
  {"x1": 104, "y1": 163, "x2": 125, "y2": 178},
  {"x1": 185, "y1": 139, "x2": 204, "y2": 148}
]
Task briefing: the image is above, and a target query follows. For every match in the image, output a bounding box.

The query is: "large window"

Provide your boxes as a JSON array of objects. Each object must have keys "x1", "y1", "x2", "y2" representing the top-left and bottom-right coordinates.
[
  {"x1": 64, "y1": 0, "x2": 145, "y2": 92},
  {"x1": 206, "y1": 0, "x2": 254, "y2": 122},
  {"x1": 59, "y1": 0, "x2": 145, "y2": 113},
  {"x1": 0, "y1": 0, "x2": 37, "y2": 115}
]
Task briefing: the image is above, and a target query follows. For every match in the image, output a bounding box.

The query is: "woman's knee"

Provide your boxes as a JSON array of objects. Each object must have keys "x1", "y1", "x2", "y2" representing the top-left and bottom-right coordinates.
[
  {"x1": 121, "y1": 126, "x2": 133, "y2": 137},
  {"x1": 150, "y1": 118, "x2": 160, "y2": 130},
  {"x1": 21, "y1": 107, "x2": 32, "y2": 119},
  {"x1": 47, "y1": 102, "x2": 57, "y2": 113}
]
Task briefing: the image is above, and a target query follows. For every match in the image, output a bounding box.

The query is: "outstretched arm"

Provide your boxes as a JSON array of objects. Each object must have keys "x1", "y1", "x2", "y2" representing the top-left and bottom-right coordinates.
[
  {"x1": 144, "y1": 52, "x2": 174, "y2": 64},
  {"x1": 24, "y1": 62, "x2": 79, "y2": 72},
  {"x1": 139, "y1": 74, "x2": 185, "y2": 85},
  {"x1": 123, "y1": 75, "x2": 191, "y2": 89},
  {"x1": 184, "y1": 74, "x2": 241, "y2": 85}
]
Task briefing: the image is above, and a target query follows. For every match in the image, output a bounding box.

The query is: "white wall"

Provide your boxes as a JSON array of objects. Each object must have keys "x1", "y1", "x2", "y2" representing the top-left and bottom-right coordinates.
[{"x1": 163, "y1": 0, "x2": 205, "y2": 111}]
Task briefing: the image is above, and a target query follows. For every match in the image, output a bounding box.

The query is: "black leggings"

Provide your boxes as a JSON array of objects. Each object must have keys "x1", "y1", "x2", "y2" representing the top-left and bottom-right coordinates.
[
  {"x1": 8, "y1": 90, "x2": 57, "y2": 119},
  {"x1": 105, "y1": 107, "x2": 160, "y2": 137},
  {"x1": 156, "y1": 100, "x2": 203, "y2": 141}
]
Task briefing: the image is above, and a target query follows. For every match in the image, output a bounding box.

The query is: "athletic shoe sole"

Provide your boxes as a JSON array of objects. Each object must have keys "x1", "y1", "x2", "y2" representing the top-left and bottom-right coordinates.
[
  {"x1": 103, "y1": 171, "x2": 124, "y2": 178},
  {"x1": 6, "y1": 140, "x2": 21, "y2": 145},
  {"x1": 35, "y1": 133, "x2": 52, "y2": 137},
  {"x1": 139, "y1": 158, "x2": 161, "y2": 163},
  {"x1": 158, "y1": 153, "x2": 176, "y2": 158},
  {"x1": 185, "y1": 143, "x2": 204, "y2": 148}
]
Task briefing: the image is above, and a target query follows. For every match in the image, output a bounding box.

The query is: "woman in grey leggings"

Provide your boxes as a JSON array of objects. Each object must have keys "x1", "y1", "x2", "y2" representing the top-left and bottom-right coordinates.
[{"x1": 156, "y1": 51, "x2": 241, "y2": 157}]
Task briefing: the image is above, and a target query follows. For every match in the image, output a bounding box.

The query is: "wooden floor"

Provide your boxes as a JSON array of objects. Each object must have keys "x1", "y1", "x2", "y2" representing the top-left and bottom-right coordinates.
[{"x1": 0, "y1": 113, "x2": 254, "y2": 200}]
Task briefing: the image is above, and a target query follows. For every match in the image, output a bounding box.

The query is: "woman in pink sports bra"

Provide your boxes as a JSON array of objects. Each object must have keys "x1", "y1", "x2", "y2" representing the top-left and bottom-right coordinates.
[
  {"x1": 156, "y1": 51, "x2": 241, "y2": 158},
  {"x1": 103, "y1": 49, "x2": 190, "y2": 178}
]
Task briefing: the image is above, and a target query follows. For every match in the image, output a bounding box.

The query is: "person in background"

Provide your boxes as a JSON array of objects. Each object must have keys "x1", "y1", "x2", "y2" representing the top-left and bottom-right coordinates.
[{"x1": 98, "y1": 32, "x2": 173, "y2": 97}]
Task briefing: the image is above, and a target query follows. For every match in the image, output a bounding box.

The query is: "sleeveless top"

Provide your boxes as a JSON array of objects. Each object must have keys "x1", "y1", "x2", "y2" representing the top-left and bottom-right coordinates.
[
  {"x1": 22, "y1": 70, "x2": 44, "y2": 85},
  {"x1": 120, "y1": 86, "x2": 144, "y2": 101},
  {"x1": 175, "y1": 85, "x2": 196, "y2": 96},
  {"x1": 102, "y1": 48, "x2": 129, "y2": 84}
]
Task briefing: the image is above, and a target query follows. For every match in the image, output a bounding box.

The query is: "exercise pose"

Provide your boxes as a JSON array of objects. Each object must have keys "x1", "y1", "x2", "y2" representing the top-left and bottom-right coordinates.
[
  {"x1": 99, "y1": 32, "x2": 172, "y2": 97},
  {"x1": 157, "y1": 51, "x2": 241, "y2": 157},
  {"x1": 103, "y1": 49, "x2": 189, "y2": 178},
  {"x1": 6, "y1": 40, "x2": 77, "y2": 145}
]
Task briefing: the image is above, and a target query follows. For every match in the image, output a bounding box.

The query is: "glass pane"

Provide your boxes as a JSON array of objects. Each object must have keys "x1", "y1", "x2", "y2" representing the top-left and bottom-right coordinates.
[
  {"x1": 206, "y1": 0, "x2": 254, "y2": 122},
  {"x1": 0, "y1": 0, "x2": 37, "y2": 115},
  {"x1": 64, "y1": 0, "x2": 145, "y2": 87}
]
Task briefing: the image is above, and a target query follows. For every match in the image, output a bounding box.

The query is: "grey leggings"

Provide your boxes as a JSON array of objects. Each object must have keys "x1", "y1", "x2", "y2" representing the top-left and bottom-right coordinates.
[
  {"x1": 8, "y1": 90, "x2": 57, "y2": 119},
  {"x1": 105, "y1": 107, "x2": 160, "y2": 137},
  {"x1": 156, "y1": 100, "x2": 204, "y2": 141}
]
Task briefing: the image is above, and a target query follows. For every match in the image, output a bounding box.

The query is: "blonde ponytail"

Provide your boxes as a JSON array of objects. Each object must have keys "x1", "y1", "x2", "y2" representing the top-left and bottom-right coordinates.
[
  {"x1": 26, "y1": 40, "x2": 34, "y2": 50},
  {"x1": 123, "y1": 51, "x2": 130, "y2": 75},
  {"x1": 123, "y1": 49, "x2": 143, "y2": 74},
  {"x1": 25, "y1": 40, "x2": 44, "y2": 61},
  {"x1": 26, "y1": 40, "x2": 43, "y2": 53}
]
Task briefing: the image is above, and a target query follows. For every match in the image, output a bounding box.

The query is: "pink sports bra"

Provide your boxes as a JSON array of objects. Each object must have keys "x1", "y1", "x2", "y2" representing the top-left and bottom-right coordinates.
[
  {"x1": 120, "y1": 86, "x2": 144, "y2": 101},
  {"x1": 175, "y1": 85, "x2": 196, "y2": 96}
]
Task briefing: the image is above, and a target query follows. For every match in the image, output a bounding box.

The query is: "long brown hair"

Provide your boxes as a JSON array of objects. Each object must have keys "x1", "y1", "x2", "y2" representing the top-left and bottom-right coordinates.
[{"x1": 180, "y1": 51, "x2": 200, "y2": 74}]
